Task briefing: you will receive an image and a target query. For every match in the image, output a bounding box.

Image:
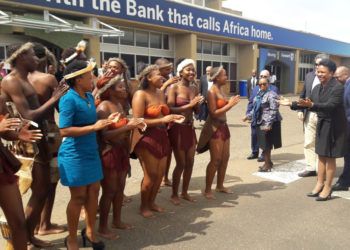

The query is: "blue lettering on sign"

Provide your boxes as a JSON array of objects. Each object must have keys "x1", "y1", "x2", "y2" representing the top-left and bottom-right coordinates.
[{"x1": 9, "y1": 0, "x2": 350, "y2": 56}]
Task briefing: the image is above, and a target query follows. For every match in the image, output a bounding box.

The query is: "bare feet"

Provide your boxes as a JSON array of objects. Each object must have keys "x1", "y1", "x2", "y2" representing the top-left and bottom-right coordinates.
[
  {"x1": 140, "y1": 209, "x2": 154, "y2": 218},
  {"x1": 170, "y1": 195, "x2": 181, "y2": 205},
  {"x1": 37, "y1": 224, "x2": 67, "y2": 236},
  {"x1": 161, "y1": 179, "x2": 172, "y2": 187},
  {"x1": 112, "y1": 222, "x2": 134, "y2": 230},
  {"x1": 215, "y1": 187, "x2": 233, "y2": 194},
  {"x1": 203, "y1": 191, "x2": 216, "y2": 200},
  {"x1": 150, "y1": 204, "x2": 165, "y2": 213},
  {"x1": 29, "y1": 236, "x2": 53, "y2": 248},
  {"x1": 181, "y1": 193, "x2": 197, "y2": 202},
  {"x1": 97, "y1": 229, "x2": 119, "y2": 240}
]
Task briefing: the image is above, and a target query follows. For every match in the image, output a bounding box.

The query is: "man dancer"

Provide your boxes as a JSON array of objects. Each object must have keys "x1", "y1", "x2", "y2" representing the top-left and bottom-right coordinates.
[
  {"x1": 28, "y1": 43, "x2": 66, "y2": 236},
  {"x1": 332, "y1": 66, "x2": 350, "y2": 190},
  {"x1": 297, "y1": 54, "x2": 328, "y2": 177},
  {"x1": 246, "y1": 69, "x2": 279, "y2": 162},
  {"x1": 1, "y1": 42, "x2": 68, "y2": 247}
]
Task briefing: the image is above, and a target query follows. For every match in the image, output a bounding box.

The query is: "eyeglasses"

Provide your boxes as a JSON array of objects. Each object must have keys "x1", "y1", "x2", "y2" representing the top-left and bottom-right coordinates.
[{"x1": 260, "y1": 75, "x2": 268, "y2": 78}]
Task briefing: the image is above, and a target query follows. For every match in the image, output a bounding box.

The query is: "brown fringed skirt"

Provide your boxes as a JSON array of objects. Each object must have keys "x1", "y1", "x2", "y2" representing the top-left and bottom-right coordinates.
[
  {"x1": 168, "y1": 123, "x2": 197, "y2": 151},
  {"x1": 134, "y1": 127, "x2": 171, "y2": 159}
]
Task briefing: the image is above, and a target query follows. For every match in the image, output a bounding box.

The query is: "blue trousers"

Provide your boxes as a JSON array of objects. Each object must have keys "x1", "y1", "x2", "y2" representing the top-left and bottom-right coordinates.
[
  {"x1": 338, "y1": 141, "x2": 350, "y2": 186},
  {"x1": 251, "y1": 124, "x2": 259, "y2": 155}
]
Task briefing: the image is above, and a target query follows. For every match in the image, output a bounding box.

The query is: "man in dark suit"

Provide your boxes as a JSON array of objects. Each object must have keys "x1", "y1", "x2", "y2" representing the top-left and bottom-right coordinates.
[
  {"x1": 245, "y1": 69, "x2": 279, "y2": 160},
  {"x1": 297, "y1": 53, "x2": 329, "y2": 177},
  {"x1": 247, "y1": 70, "x2": 257, "y2": 99},
  {"x1": 332, "y1": 66, "x2": 350, "y2": 191},
  {"x1": 197, "y1": 66, "x2": 212, "y2": 121}
]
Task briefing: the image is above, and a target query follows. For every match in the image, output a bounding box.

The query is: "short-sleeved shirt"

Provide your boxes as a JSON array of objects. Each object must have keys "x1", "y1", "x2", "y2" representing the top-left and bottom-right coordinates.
[{"x1": 58, "y1": 89, "x2": 103, "y2": 187}]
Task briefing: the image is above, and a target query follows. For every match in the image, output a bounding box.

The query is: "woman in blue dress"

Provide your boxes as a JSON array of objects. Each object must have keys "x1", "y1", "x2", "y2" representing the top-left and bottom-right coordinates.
[{"x1": 58, "y1": 60, "x2": 113, "y2": 250}]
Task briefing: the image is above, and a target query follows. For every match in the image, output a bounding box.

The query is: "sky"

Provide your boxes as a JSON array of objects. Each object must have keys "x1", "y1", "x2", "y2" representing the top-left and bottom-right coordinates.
[{"x1": 222, "y1": 0, "x2": 349, "y2": 43}]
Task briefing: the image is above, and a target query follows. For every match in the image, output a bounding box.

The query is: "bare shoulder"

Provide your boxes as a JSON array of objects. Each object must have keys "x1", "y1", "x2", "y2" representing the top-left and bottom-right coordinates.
[
  {"x1": 31, "y1": 72, "x2": 58, "y2": 88},
  {"x1": 133, "y1": 89, "x2": 146, "y2": 99},
  {"x1": 1, "y1": 73, "x2": 23, "y2": 93}
]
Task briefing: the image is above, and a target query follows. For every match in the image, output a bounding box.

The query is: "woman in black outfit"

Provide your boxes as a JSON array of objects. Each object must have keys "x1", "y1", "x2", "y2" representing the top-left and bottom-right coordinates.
[{"x1": 280, "y1": 59, "x2": 347, "y2": 201}]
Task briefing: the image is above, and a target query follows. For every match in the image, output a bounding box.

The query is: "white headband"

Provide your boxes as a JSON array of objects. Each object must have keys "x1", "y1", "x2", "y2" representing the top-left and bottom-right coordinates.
[{"x1": 176, "y1": 59, "x2": 195, "y2": 77}]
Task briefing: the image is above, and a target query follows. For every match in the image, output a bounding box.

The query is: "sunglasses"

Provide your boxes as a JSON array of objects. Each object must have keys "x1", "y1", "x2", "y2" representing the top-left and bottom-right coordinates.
[
  {"x1": 258, "y1": 83, "x2": 267, "y2": 86},
  {"x1": 315, "y1": 63, "x2": 320, "y2": 66},
  {"x1": 260, "y1": 75, "x2": 268, "y2": 78}
]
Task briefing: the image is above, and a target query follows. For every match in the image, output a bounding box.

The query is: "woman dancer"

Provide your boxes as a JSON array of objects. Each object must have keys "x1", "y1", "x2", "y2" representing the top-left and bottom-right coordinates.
[
  {"x1": 167, "y1": 59, "x2": 203, "y2": 204},
  {"x1": 59, "y1": 60, "x2": 114, "y2": 250},
  {"x1": 197, "y1": 66, "x2": 240, "y2": 199},
  {"x1": 96, "y1": 75, "x2": 145, "y2": 239},
  {"x1": 131, "y1": 65, "x2": 184, "y2": 218}
]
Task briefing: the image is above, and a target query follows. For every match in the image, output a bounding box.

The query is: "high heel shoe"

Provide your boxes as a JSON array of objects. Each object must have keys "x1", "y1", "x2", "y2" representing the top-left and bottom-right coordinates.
[
  {"x1": 258, "y1": 163, "x2": 272, "y2": 172},
  {"x1": 306, "y1": 186, "x2": 324, "y2": 197},
  {"x1": 315, "y1": 191, "x2": 332, "y2": 201},
  {"x1": 81, "y1": 228, "x2": 105, "y2": 250}
]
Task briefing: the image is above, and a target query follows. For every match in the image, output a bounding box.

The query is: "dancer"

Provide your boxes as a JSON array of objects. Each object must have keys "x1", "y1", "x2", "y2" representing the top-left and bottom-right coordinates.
[
  {"x1": 197, "y1": 66, "x2": 240, "y2": 199},
  {"x1": 167, "y1": 59, "x2": 203, "y2": 204},
  {"x1": 131, "y1": 65, "x2": 184, "y2": 217},
  {"x1": 96, "y1": 75, "x2": 144, "y2": 239}
]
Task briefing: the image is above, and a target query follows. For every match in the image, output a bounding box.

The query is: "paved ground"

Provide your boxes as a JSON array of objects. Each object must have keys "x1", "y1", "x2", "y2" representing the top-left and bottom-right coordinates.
[{"x1": 1, "y1": 97, "x2": 350, "y2": 250}]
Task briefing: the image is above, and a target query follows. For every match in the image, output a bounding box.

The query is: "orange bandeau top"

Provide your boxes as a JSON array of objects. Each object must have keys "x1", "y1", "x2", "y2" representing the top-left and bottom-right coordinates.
[
  {"x1": 144, "y1": 104, "x2": 170, "y2": 118},
  {"x1": 216, "y1": 98, "x2": 228, "y2": 109}
]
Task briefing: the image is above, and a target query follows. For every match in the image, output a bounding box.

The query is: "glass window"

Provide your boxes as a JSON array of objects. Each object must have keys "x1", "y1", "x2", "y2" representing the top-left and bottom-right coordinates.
[
  {"x1": 194, "y1": 0, "x2": 205, "y2": 6},
  {"x1": 222, "y1": 62, "x2": 229, "y2": 76},
  {"x1": 150, "y1": 33, "x2": 162, "y2": 49},
  {"x1": 120, "y1": 28, "x2": 134, "y2": 46},
  {"x1": 212, "y1": 42, "x2": 221, "y2": 55},
  {"x1": 222, "y1": 43, "x2": 229, "y2": 56},
  {"x1": 0, "y1": 46, "x2": 5, "y2": 60},
  {"x1": 197, "y1": 40, "x2": 202, "y2": 53},
  {"x1": 103, "y1": 52, "x2": 118, "y2": 61},
  {"x1": 121, "y1": 54, "x2": 135, "y2": 78},
  {"x1": 162, "y1": 34, "x2": 169, "y2": 50},
  {"x1": 102, "y1": 36, "x2": 119, "y2": 44},
  {"x1": 203, "y1": 61, "x2": 212, "y2": 73},
  {"x1": 202, "y1": 40, "x2": 212, "y2": 54},
  {"x1": 196, "y1": 60, "x2": 202, "y2": 79},
  {"x1": 135, "y1": 31, "x2": 149, "y2": 47},
  {"x1": 136, "y1": 55, "x2": 149, "y2": 75},
  {"x1": 213, "y1": 61, "x2": 220, "y2": 67}
]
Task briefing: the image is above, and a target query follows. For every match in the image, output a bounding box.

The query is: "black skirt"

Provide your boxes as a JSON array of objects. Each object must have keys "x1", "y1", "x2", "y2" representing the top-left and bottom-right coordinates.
[{"x1": 257, "y1": 121, "x2": 282, "y2": 150}]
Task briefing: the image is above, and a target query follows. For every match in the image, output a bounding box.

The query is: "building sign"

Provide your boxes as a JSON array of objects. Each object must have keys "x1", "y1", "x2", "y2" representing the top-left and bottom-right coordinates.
[{"x1": 9, "y1": 0, "x2": 350, "y2": 56}]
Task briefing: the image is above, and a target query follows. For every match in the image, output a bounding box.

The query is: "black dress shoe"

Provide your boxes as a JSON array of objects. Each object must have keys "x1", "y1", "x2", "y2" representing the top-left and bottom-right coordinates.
[
  {"x1": 247, "y1": 153, "x2": 258, "y2": 160},
  {"x1": 257, "y1": 156, "x2": 265, "y2": 162},
  {"x1": 307, "y1": 186, "x2": 324, "y2": 197},
  {"x1": 298, "y1": 170, "x2": 317, "y2": 177},
  {"x1": 332, "y1": 183, "x2": 349, "y2": 191}
]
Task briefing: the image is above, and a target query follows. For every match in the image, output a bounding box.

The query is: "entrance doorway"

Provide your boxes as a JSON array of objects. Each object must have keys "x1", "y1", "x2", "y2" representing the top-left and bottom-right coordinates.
[{"x1": 265, "y1": 60, "x2": 291, "y2": 93}]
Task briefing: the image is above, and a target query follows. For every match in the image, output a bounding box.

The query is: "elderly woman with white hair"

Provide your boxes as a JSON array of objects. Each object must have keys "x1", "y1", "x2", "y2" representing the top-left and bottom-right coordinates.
[
  {"x1": 197, "y1": 66, "x2": 240, "y2": 199},
  {"x1": 167, "y1": 59, "x2": 204, "y2": 205}
]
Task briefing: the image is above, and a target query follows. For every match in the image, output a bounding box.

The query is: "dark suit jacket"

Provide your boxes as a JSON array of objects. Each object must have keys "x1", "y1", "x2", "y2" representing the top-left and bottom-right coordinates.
[
  {"x1": 247, "y1": 76, "x2": 258, "y2": 98},
  {"x1": 343, "y1": 79, "x2": 350, "y2": 124},
  {"x1": 199, "y1": 74, "x2": 209, "y2": 99},
  {"x1": 300, "y1": 71, "x2": 316, "y2": 99}
]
